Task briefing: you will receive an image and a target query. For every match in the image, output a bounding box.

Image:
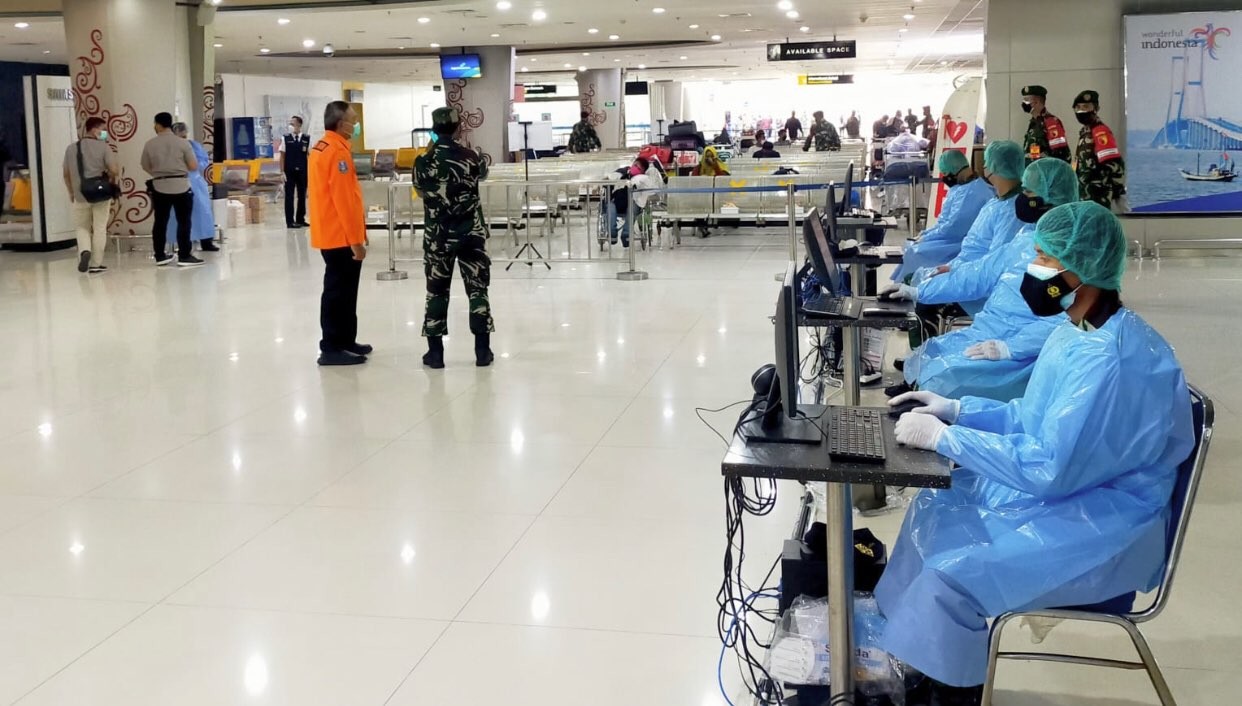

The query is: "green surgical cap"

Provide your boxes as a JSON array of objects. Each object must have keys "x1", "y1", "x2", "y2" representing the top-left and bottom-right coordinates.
[
  {"x1": 1034, "y1": 201, "x2": 1127, "y2": 291},
  {"x1": 1022, "y1": 158, "x2": 1079, "y2": 207},
  {"x1": 938, "y1": 150, "x2": 970, "y2": 176},
  {"x1": 984, "y1": 140, "x2": 1024, "y2": 181}
]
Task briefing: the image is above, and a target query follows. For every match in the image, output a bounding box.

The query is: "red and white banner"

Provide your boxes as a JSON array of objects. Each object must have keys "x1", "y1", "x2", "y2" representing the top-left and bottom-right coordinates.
[{"x1": 926, "y1": 77, "x2": 983, "y2": 227}]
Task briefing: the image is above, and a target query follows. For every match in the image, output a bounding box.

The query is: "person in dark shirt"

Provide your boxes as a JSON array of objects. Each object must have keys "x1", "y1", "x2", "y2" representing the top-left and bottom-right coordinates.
[
  {"x1": 753, "y1": 141, "x2": 781, "y2": 159},
  {"x1": 784, "y1": 111, "x2": 803, "y2": 141}
]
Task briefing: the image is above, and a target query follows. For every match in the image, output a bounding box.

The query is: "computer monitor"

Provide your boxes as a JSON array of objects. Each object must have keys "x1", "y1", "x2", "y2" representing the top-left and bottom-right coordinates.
[
  {"x1": 739, "y1": 264, "x2": 822, "y2": 445},
  {"x1": 823, "y1": 184, "x2": 841, "y2": 243},
  {"x1": 834, "y1": 161, "x2": 855, "y2": 217},
  {"x1": 803, "y1": 207, "x2": 844, "y2": 294}
]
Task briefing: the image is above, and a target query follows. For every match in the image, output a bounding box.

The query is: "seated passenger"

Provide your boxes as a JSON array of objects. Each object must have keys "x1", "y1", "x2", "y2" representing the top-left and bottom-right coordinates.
[
  {"x1": 752, "y1": 141, "x2": 781, "y2": 159},
  {"x1": 900, "y1": 159, "x2": 1080, "y2": 401},
  {"x1": 878, "y1": 201, "x2": 1194, "y2": 704},
  {"x1": 891, "y1": 150, "x2": 994, "y2": 283}
]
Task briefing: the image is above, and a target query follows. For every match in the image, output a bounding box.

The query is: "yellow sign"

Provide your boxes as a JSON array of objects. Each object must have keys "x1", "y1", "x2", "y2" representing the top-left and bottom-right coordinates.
[{"x1": 798, "y1": 74, "x2": 854, "y2": 86}]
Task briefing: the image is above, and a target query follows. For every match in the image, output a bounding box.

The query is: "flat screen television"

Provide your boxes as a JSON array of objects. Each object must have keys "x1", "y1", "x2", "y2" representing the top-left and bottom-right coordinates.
[{"x1": 440, "y1": 54, "x2": 482, "y2": 80}]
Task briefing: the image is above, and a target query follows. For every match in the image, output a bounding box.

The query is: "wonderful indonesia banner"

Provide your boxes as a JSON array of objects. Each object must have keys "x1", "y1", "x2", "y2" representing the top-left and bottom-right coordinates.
[{"x1": 1124, "y1": 11, "x2": 1242, "y2": 213}]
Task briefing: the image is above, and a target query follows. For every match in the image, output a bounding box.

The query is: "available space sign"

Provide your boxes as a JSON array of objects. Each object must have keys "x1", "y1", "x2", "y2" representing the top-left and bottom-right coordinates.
[{"x1": 767, "y1": 41, "x2": 857, "y2": 61}]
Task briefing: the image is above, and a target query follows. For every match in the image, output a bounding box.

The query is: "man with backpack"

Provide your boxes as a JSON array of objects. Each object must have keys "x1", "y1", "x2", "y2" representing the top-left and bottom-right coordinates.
[{"x1": 62, "y1": 116, "x2": 118, "y2": 274}]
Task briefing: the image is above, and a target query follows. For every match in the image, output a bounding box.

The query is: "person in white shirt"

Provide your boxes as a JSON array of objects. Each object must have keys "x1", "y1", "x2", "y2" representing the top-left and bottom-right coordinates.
[{"x1": 278, "y1": 115, "x2": 310, "y2": 228}]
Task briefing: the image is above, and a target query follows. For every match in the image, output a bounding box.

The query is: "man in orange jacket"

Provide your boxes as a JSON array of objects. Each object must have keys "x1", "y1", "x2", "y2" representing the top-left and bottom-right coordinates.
[{"x1": 309, "y1": 100, "x2": 371, "y2": 366}]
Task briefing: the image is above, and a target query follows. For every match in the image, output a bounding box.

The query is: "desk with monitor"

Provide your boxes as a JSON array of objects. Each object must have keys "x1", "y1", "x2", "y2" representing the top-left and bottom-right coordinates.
[{"x1": 721, "y1": 263, "x2": 948, "y2": 705}]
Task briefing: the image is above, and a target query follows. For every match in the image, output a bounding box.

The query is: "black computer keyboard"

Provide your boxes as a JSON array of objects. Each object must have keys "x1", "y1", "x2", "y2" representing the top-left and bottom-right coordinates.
[
  {"x1": 815, "y1": 297, "x2": 848, "y2": 316},
  {"x1": 827, "y1": 407, "x2": 887, "y2": 464}
]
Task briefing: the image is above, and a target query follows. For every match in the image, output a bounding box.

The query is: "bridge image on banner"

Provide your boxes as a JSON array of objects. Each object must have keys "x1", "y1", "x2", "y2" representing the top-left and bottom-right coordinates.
[{"x1": 1125, "y1": 11, "x2": 1242, "y2": 213}]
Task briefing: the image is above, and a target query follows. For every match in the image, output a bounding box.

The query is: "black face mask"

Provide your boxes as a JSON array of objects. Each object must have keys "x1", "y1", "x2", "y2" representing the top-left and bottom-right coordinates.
[
  {"x1": 942, "y1": 173, "x2": 959, "y2": 188},
  {"x1": 1021, "y1": 102, "x2": 1033, "y2": 114},
  {"x1": 1020, "y1": 271, "x2": 1075, "y2": 317},
  {"x1": 1075, "y1": 111, "x2": 1096, "y2": 125},
  {"x1": 1015, "y1": 194, "x2": 1050, "y2": 224}
]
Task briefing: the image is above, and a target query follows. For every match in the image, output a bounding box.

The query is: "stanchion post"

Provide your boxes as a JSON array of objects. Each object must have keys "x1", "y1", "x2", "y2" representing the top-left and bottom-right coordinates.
[
  {"x1": 909, "y1": 175, "x2": 918, "y2": 239},
  {"x1": 617, "y1": 184, "x2": 648, "y2": 281},
  {"x1": 377, "y1": 181, "x2": 409, "y2": 281},
  {"x1": 786, "y1": 183, "x2": 798, "y2": 265}
]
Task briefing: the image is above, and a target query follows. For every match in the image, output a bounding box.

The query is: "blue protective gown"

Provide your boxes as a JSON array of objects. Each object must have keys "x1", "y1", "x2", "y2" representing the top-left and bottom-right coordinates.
[
  {"x1": 876, "y1": 309, "x2": 1195, "y2": 687},
  {"x1": 927, "y1": 191, "x2": 1024, "y2": 314},
  {"x1": 892, "y1": 177, "x2": 994, "y2": 282},
  {"x1": 904, "y1": 227, "x2": 1066, "y2": 400},
  {"x1": 166, "y1": 139, "x2": 215, "y2": 241}
]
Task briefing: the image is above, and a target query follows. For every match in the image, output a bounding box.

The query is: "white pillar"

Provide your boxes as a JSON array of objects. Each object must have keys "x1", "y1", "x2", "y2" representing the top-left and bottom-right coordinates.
[
  {"x1": 441, "y1": 45, "x2": 515, "y2": 164},
  {"x1": 577, "y1": 68, "x2": 623, "y2": 149},
  {"x1": 63, "y1": 0, "x2": 183, "y2": 235}
]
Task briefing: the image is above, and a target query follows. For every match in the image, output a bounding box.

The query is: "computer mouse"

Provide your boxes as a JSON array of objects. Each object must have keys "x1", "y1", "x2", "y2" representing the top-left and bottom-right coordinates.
[
  {"x1": 877, "y1": 290, "x2": 897, "y2": 302},
  {"x1": 888, "y1": 399, "x2": 925, "y2": 419}
]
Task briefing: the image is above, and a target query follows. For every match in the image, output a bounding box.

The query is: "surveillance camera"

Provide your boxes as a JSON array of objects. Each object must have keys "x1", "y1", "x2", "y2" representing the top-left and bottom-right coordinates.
[
  {"x1": 859, "y1": 12, "x2": 869, "y2": 23},
  {"x1": 322, "y1": 43, "x2": 335, "y2": 57}
]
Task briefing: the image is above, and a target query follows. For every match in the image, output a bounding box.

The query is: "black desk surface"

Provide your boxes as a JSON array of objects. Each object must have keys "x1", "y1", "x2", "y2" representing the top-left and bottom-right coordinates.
[
  {"x1": 799, "y1": 293, "x2": 918, "y2": 330},
  {"x1": 834, "y1": 248, "x2": 905, "y2": 265},
  {"x1": 721, "y1": 404, "x2": 952, "y2": 488}
]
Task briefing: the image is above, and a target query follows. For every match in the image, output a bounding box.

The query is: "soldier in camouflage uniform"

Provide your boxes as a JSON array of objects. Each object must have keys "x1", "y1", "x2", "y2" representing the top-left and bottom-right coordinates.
[
  {"x1": 1020, "y1": 85, "x2": 1072, "y2": 165},
  {"x1": 802, "y1": 110, "x2": 841, "y2": 152},
  {"x1": 414, "y1": 107, "x2": 494, "y2": 369},
  {"x1": 1071, "y1": 90, "x2": 1127, "y2": 209},
  {"x1": 567, "y1": 110, "x2": 602, "y2": 153}
]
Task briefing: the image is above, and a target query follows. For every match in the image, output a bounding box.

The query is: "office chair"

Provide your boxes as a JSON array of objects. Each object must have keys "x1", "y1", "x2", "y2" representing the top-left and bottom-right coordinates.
[{"x1": 982, "y1": 384, "x2": 1214, "y2": 706}]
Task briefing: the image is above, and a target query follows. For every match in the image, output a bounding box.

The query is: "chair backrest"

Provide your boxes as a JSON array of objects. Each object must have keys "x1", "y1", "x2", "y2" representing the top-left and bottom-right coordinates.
[{"x1": 1132, "y1": 384, "x2": 1213, "y2": 623}]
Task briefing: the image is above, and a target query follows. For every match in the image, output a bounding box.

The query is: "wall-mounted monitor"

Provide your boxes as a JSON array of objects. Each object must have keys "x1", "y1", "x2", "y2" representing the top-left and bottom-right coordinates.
[{"x1": 440, "y1": 54, "x2": 483, "y2": 80}]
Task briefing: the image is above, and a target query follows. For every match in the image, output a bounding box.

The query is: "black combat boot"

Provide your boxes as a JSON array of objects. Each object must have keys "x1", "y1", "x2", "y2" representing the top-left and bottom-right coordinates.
[
  {"x1": 423, "y1": 336, "x2": 445, "y2": 369},
  {"x1": 475, "y1": 333, "x2": 494, "y2": 367}
]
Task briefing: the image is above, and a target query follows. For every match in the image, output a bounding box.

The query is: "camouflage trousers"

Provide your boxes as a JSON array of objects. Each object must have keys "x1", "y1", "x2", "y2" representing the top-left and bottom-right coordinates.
[{"x1": 422, "y1": 233, "x2": 494, "y2": 337}]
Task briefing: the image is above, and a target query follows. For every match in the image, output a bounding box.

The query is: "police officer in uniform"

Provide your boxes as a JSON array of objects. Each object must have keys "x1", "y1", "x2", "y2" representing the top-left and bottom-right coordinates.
[
  {"x1": 414, "y1": 107, "x2": 494, "y2": 369},
  {"x1": 1020, "y1": 86, "x2": 1071, "y2": 165},
  {"x1": 1072, "y1": 90, "x2": 1127, "y2": 210},
  {"x1": 280, "y1": 115, "x2": 310, "y2": 228}
]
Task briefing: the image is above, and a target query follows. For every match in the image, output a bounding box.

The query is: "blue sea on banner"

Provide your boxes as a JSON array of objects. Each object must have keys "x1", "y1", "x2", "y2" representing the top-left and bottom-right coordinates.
[{"x1": 1127, "y1": 146, "x2": 1242, "y2": 213}]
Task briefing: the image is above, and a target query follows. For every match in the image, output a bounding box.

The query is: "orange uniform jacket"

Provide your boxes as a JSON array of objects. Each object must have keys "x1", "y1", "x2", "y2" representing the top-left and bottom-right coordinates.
[{"x1": 308, "y1": 131, "x2": 365, "y2": 250}]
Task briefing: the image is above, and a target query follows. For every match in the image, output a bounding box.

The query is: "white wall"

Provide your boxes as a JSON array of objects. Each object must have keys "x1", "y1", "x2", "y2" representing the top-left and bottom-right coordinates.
[
  {"x1": 362, "y1": 82, "x2": 443, "y2": 150},
  {"x1": 986, "y1": 0, "x2": 1242, "y2": 245},
  {"x1": 219, "y1": 73, "x2": 343, "y2": 122}
]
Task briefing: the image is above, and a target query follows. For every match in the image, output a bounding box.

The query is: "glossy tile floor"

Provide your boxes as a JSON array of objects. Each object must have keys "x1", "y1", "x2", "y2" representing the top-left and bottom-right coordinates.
[{"x1": 0, "y1": 218, "x2": 1238, "y2": 706}]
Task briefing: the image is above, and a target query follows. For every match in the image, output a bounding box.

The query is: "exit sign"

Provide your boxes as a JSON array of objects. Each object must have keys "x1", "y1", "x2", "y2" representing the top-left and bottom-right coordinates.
[{"x1": 604, "y1": 101, "x2": 616, "y2": 107}]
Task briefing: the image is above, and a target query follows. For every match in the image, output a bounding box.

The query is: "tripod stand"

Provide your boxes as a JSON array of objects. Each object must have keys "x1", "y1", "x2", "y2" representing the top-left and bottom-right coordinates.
[{"x1": 507, "y1": 121, "x2": 551, "y2": 271}]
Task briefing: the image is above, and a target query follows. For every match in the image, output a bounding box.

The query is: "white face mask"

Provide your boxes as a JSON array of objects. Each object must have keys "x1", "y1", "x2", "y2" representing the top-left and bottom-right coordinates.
[
  {"x1": 1026, "y1": 263, "x2": 1063, "y2": 281},
  {"x1": 289, "y1": 124, "x2": 299, "y2": 133}
]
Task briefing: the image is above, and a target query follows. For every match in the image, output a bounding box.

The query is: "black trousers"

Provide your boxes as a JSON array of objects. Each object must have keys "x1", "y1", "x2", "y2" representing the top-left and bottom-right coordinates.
[
  {"x1": 285, "y1": 168, "x2": 307, "y2": 225},
  {"x1": 151, "y1": 190, "x2": 193, "y2": 259},
  {"x1": 319, "y1": 246, "x2": 362, "y2": 353}
]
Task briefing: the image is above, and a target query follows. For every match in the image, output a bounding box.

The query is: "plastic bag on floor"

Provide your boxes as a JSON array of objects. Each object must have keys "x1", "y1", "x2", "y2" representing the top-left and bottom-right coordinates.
[{"x1": 767, "y1": 594, "x2": 905, "y2": 705}]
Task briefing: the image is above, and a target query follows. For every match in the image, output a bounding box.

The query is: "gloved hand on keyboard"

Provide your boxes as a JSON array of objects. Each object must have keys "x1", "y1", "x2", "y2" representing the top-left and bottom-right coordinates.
[{"x1": 894, "y1": 412, "x2": 948, "y2": 451}]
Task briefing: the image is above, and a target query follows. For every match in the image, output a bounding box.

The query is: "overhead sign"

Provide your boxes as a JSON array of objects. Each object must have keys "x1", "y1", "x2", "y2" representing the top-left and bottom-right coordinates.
[
  {"x1": 799, "y1": 74, "x2": 854, "y2": 85},
  {"x1": 522, "y1": 84, "x2": 558, "y2": 95},
  {"x1": 767, "y1": 40, "x2": 857, "y2": 61}
]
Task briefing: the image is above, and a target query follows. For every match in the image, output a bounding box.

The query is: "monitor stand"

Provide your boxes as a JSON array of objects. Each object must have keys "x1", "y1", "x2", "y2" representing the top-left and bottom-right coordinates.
[{"x1": 738, "y1": 403, "x2": 822, "y2": 445}]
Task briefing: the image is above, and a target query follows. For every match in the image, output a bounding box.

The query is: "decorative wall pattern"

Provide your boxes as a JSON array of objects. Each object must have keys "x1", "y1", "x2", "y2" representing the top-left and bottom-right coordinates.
[
  {"x1": 579, "y1": 82, "x2": 606, "y2": 126},
  {"x1": 445, "y1": 78, "x2": 490, "y2": 164}
]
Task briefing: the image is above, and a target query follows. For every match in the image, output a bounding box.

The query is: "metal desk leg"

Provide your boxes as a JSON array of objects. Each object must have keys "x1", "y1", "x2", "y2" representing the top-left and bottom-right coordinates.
[
  {"x1": 841, "y1": 325, "x2": 862, "y2": 406},
  {"x1": 826, "y1": 481, "x2": 856, "y2": 704},
  {"x1": 851, "y1": 263, "x2": 865, "y2": 298}
]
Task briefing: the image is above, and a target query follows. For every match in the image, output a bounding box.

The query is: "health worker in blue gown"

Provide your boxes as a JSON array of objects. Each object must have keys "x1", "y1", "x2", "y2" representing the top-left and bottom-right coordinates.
[
  {"x1": 891, "y1": 149, "x2": 994, "y2": 284},
  {"x1": 901, "y1": 158, "x2": 1081, "y2": 401},
  {"x1": 876, "y1": 201, "x2": 1195, "y2": 700},
  {"x1": 166, "y1": 122, "x2": 218, "y2": 251}
]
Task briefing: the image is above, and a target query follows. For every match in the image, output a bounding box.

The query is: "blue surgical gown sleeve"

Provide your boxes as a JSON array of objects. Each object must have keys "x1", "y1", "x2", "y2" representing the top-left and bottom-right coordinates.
[
  {"x1": 917, "y1": 228, "x2": 1029, "y2": 305},
  {"x1": 948, "y1": 197, "x2": 1003, "y2": 265},
  {"x1": 936, "y1": 352, "x2": 1122, "y2": 499}
]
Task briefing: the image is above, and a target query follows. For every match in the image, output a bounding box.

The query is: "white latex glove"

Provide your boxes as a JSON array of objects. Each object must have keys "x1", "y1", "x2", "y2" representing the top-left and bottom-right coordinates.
[
  {"x1": 895, "y1": 412, "x2": 948, "y2": 451},
  {"x1": 965, "y1": 340, "x2": 1011, "y2": 361},
  {"x1": 886, "y1": 283, "x2": 917, "y2": 301},
  {"x1": 889, "y1": 390, "x2": 961, "y2": 423}
]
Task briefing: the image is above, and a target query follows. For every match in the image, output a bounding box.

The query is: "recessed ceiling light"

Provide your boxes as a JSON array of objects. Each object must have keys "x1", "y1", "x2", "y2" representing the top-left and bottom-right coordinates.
[
  {"x1": 430, "y1": 42, "x2": 440, "y2": 47},
  {"x1": 652, "y1": 7, "x2": 666, "y2": 14},
  {"x1": 491, "y1": 33, "x2": 501, "y2": 37},
  {"x1": 42, "y1": 49, "x2": 50, "y2": 54},
  {"x1": 939, "y1": 60, "x2": 948, "y2": 65},
  {"x1": 417, "y1": 16, "x2": 430, "y2": 23},
  {"x1": 277, "y1": 17, "x2": 291, "y2": 25},
  {"x1": 614, "y1": 58, "x2": 620, "y2": 62},
  {"x1": 496, "y1": 0, "x2": 512, "y2": 8},
  {"x1": 578, "y1": 65, "x2": 587, "y2": 72},
  {"x1": 302, "y1": 39, "x2": 315, "y2": 48},
  {"x1": 798, "y1": 26, "x2": 809, "y2": 32},
  {"x1": 637, "y1": 63, "x2": 646, "y2": 69},
  {"x1": 711, "y1": 34, "x2": 722, "y2": 40},
  {"x1": 398, "y1": 45, "x2": 405, "y2": 49},
  {"x1": 903, "y1": 13, "x2": 915, "y2": 20},
  {"x1": 582, "y1": 52, "x2": 590, "y2": 55},
  {"x1": 609, "y1": 34, "x2": 620, "y2": 40},
  {"x1": 563, "y1": 62, "x2": 572, "y2": 68},
  {"x1": 213, "y1": 42, "x2": 223, "y2": 48},
  {"x1": 521, "y1": 66, "x2": 529, "y2": 71},
  {"x1": 689, "y1": 24, "x2": 699, "y2": 29},
  {"x1": 529, "y1": 57, "x2": 536, "y2": 61},
  {"x1": 679, "y1": 55, "x2": 688, "y2": 60},
  {"x1": 785, "y1": 10, "x2": 799, "y2": 19},
  {"x1": 898, "y1": 27, "x2": 908, "y2": 33},
  {"x1": 14, "y1": 22, "x2": 29, "y2": 29},
  {"x1": 777, "y1": 0, "x2": 793, "y2": 9},
  {"x1": 532, "y1": 9, "x2": 547, "y2": 20},
  {"x1": 587, "y1": 28, "x2": 599, "y2": 34},
  {"x1": 260, "y1": 47, "x2": 271, "y2": 53}
]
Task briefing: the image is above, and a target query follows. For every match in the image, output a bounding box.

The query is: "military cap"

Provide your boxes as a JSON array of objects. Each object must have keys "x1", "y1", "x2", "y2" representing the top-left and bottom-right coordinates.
[
  {"x1": 1073, "y1": 90, "x2": 1100, "y2": 107},
  {"x1": 1020, "y1": 85, "x2": 1048, "y2": 98},
  {"x1": 431, "y1": 107, "x2": 460, "y2": 129}
]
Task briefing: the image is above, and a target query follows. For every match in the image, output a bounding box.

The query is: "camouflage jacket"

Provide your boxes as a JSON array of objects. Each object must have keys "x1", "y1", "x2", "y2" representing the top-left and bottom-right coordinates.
[
  {"x1": 1075, "y1": 121, "x2": 1126, "y2": 207},
  {"x1": 1024, "y1": 112, "x2": 1072, "y2": 164},
  {"x1": 414, "y1": 138, "x2": 488, "y2": 240},
  {"x1": 568, "y1": 120, "x2": 601, "y2": 153},
  {"x1": 806, "y1": 119, "x2": 841, "y2": 152}
]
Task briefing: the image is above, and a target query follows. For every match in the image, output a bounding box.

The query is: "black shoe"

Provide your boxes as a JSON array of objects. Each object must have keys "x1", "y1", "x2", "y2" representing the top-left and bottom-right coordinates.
[
  {"x1": 423, "y1": 336, "x2": 445, "y2": 369},
  {"x1": 155, "y1": 255, "x2": 175, "y2": 266},
  {"x1": 177, "y1": 255, "x2": 205, "y2": 267},
  {"x1": 318, "y1": 351, "x2": 367, "y2": 366},
  {"x1": 286, "y1": 223, "x2": 298, "y2": 229},
  {"x1": 475, "y1": 333, "x2": 494, "y2": 367},
  {"x1": 885, "y1": 380, "x2": 914, "y2": 398},
  {"x1": 87, "y1": 266, "x2": 108, "y2": 274},
  {"x1": 894, "y1": 358, "x2": 905, "y2": 372},
  {"x1": 346, "y1": 343, "x2": 373, "y2": 356},
  {"x1": 295, "y1": 221, "x2": 310, "y2": 228},
  {"x1": 200, "y1": 240, "x2": 220, "y2": 252},
  {"x1": 78, "y1": 250, "x2": 91, "y2": 273}
]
